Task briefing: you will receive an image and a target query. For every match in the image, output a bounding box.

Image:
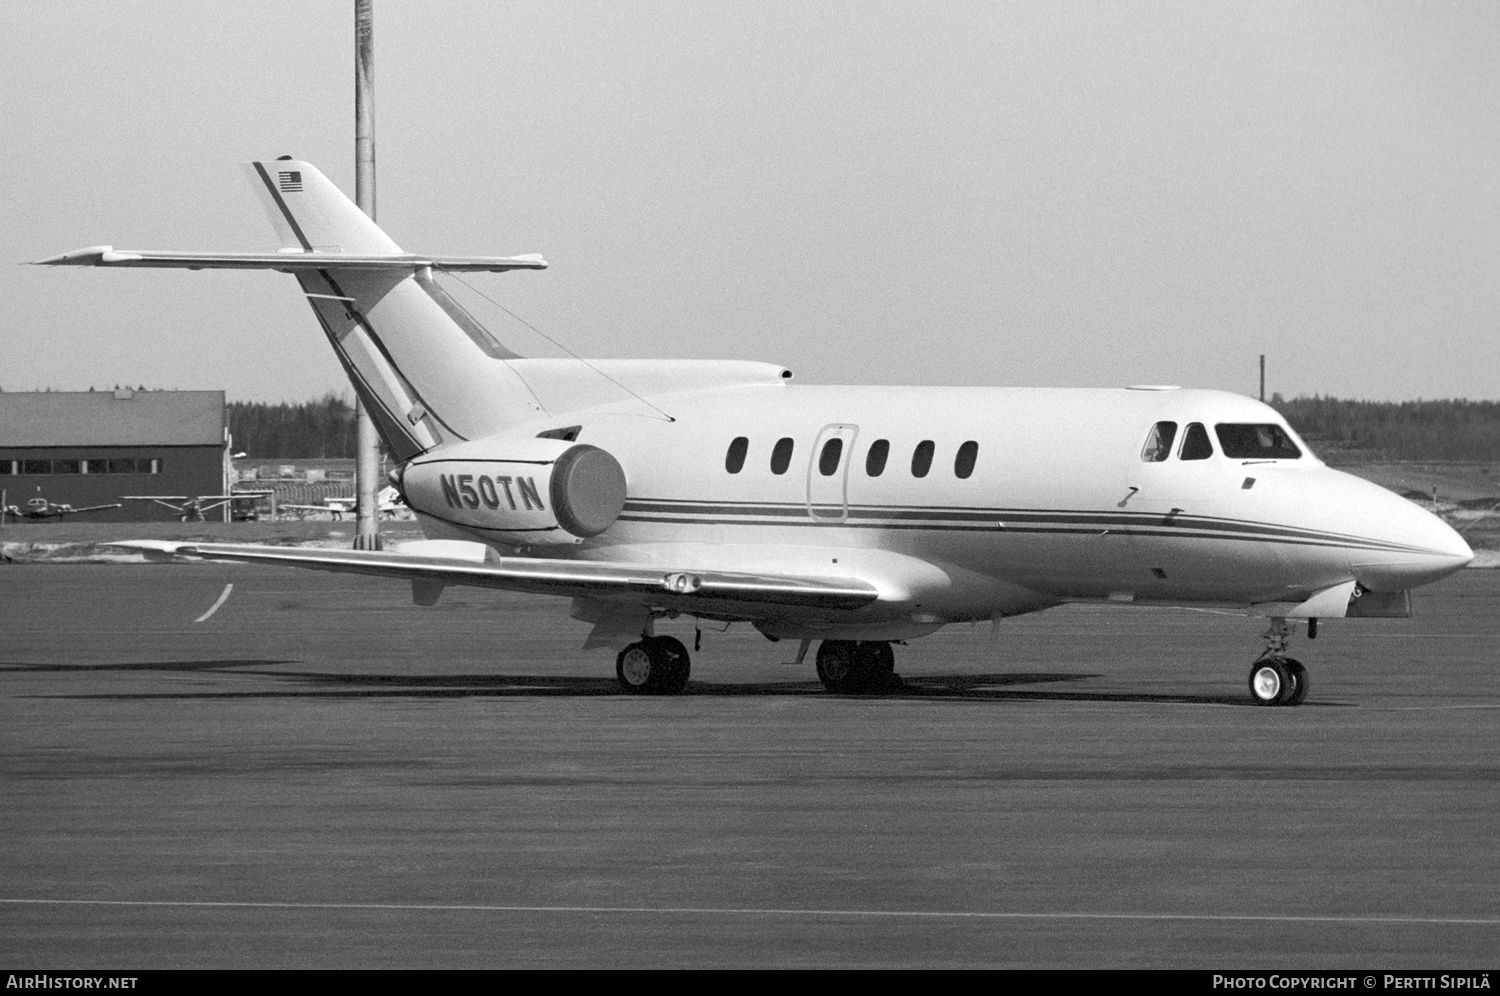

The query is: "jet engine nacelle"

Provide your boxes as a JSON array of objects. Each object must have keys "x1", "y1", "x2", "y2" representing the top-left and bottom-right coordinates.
[{"x1": 399, "y1": 436, "x2": 627, "y2": 545}]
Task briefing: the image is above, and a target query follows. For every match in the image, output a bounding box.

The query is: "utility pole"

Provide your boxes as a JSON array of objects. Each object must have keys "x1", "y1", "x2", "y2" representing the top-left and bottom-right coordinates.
[
  {"x1": 353, "y1": 0, "x2": 382, "y2": 551},
  {"x1": 1259, "y1": 354, "x2": 1266, "y2": 403}
]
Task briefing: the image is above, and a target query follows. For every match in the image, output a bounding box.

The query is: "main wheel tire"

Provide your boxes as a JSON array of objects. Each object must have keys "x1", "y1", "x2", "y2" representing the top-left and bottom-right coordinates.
[
  {"x1": 1249, "y1": 657, "x2": 1292, "y2": 706},
  {"x1": 816, "y1": 640, "x2": 865, "y2": 694},
  {"x1": 616, "y1": 641, "x2": 658, "y2": 694},
  {"x1": 1284, "y1": 659, "x2": 1308, "y2": 706},
  {"x1": 654, "y1": 635, "x2": 691, "y2": 694},
  {"x1": 855, "y1": 641, "x2": 899, "y2": 691},
  {"x1": 615, "y1": 637, "x2": 692, "y2": 695}
]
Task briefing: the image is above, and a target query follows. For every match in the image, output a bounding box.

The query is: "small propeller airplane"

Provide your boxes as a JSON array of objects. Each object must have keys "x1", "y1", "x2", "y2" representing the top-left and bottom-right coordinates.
[
  {"x1": 282, "y1": 486, "x2": 406, "y2": 521},
  {"x1": 3, "y1": 494, "x2": 122, "y2": 522},
  {"x1": 121, "y1": 492, "x2": 273, "y2": 522},
  {"x1": 35, "y1": 159, "x2": 1474, "y2": 705}
]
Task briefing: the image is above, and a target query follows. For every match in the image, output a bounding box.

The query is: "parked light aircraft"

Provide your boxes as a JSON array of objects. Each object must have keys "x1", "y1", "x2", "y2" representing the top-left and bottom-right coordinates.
[
  {"x1": 282, "y1": 486, "x2": 406, "y2": 521},
  {"x1": 37, "y1": 159, "x2": 1474, "y2": 704},
  {"x1": 3, "y1": 494, "x2": 122, "y2": 522},
  {"x1": 121, "y1": 492, "x2": 274, "y2": 522}
]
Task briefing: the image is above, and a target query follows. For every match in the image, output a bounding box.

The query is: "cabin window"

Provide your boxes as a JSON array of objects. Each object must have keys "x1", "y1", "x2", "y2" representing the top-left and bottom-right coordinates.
[
  {"x1": 954, "y1": 441, "x2": 979, "y2": 479},
  {"x1": 1141, "y1": 421, "x2": 1178, "y2": 462},
  {"x1": 1179, "y1": 423, "x2": 1214, "y2": 461},
  {"x1": 818, "y1": 438, "x2": 844, "y2": 476},
  {"x1": 1215, "y1": 423, "x2": 1302, "y2": 460},
  {"x1": 725, "y1": 436, "x2": 749, "y2": 474},
  {"x1": 911, "y1": 440, "x2": 935, "y2": 478},
  {"x1": 865, "y1": 439, "x2": 890, "y2": 477},
  {"x1": 770, "y1": 437, "x2": 795, "y2": 475}
]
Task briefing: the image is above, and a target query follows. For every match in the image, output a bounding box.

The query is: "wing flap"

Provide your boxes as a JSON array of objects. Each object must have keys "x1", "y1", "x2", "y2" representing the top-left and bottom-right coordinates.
[{"x1": 110, "y1": 541, "x2": 879, "y2": 611}]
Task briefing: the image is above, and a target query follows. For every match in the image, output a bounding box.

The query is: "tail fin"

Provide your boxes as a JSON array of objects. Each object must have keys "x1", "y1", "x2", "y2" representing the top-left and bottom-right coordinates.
[
  {"x1": 38, "y1": 160, "x2": 548, "y2": 461},
  {"x1": 243, "y1": 160, "x2": 403, "y2": 255}
]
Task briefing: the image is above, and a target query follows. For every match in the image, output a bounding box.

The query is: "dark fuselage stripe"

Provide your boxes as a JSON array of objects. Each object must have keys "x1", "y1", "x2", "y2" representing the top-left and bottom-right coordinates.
[
  {"x1": 619, "y1": 501, "x2": 1429, "y2": 555},
  {"x1": 613, "y1": 513, "x2": 1426, "y2": 554}
]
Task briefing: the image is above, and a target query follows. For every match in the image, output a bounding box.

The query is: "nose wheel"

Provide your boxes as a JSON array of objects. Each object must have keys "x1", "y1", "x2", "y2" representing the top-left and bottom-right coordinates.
[
  {"x1": 1249, "y1": 617, "x2": 1309, "y2": 706},
  {"x1": 1248, "y1": 656, "x2": 1308, "y2": 706},
  {"x1": 616, "y1": 635, "x2": 691, "y2": 695}
]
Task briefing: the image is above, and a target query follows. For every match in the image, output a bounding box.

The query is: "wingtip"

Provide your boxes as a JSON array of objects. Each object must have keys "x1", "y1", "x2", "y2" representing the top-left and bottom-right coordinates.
[{"x1": 32, "y1": 245, "x2": 113, "y2": 266}]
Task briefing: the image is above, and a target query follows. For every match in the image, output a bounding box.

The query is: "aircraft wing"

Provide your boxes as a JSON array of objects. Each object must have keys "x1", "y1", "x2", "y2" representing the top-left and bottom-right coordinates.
[
  {"x1": 120, "y1": 496, "x2": 192, "y2": 501},
  {"x1": 34, "y1": 247, "x2": 547, "y2": 273},
  {"x1": 62, "y1": 503, "x2": 124, "y2": 515},
  {"x1": 110, "y1": 541, "x2": 879, "y2": 612}
]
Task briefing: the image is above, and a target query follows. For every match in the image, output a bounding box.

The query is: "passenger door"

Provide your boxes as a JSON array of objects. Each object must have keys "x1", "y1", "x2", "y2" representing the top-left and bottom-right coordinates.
[{"x1": 806, "y1": 423, "x2": 858, "y2": 523}]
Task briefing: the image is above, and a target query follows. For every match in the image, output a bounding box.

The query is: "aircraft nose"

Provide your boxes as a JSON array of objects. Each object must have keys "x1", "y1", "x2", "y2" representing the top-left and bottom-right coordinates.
[{"x1": 1347, "y1": 479, "x2": 1474, "y2": 590}]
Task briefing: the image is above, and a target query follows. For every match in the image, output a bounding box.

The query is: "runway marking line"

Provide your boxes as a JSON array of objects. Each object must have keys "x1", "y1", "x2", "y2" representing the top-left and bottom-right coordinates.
[
  {"x1": 2, "y1": 898, "x2": 1496, "y2": 927},
  {"x1": 194, "y1": 584, "x2": 234, "y2": 623}
]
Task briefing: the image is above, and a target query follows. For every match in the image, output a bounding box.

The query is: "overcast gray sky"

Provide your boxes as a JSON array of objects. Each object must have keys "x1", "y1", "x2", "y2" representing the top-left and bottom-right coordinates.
[{"x1": 3, "y1": 1, "x2": 1497, "y2": 403}]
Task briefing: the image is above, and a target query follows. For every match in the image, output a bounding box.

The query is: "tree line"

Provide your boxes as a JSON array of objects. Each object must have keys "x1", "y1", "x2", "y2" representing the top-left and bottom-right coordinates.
[
  {"x1": 228, "y1": 392, "x2": 357, "y2": 458},
  {"x1": 1270, "y1": 395, "x2": 1500, "y2": 462}
]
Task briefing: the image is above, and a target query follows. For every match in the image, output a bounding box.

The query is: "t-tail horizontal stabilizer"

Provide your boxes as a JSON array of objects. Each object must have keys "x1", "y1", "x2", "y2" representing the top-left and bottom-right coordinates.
[
  {"x1": 33, "y1": 246, "x2": 547, "y2": 272},
  {"x1": 36, "y1": 159, "x2": 550, "y2": 462}
]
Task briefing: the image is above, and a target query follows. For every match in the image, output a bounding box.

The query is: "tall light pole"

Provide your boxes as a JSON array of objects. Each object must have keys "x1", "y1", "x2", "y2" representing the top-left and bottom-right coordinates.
[{"x1": 353, "y1": 0, "x2": 381, "y2": 550}]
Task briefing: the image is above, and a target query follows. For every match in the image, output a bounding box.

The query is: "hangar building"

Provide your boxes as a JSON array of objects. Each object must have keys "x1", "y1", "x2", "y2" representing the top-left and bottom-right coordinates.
[{"x1": 0, "y1": 389, "x2": 231, "y2": 522}]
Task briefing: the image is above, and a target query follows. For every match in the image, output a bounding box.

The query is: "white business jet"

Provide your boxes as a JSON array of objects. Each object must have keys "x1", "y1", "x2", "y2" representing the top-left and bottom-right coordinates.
[{"x1": 37, "y1": 159, "x2": 1473, "y2": 704}]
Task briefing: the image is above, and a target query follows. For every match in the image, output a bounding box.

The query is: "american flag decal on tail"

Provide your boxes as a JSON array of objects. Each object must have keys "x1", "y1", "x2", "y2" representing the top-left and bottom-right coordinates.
[{"x1": 278, "y1": 171, "x2": 302, "y2": 193}]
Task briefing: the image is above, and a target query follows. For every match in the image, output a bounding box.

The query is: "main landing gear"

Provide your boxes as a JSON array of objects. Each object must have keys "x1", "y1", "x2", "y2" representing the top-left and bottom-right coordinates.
[
  {"x1": 815, "y1": 639, "x2": 903, "y2": 694},
  {"x1": 615, "y1": 635, "x2": 691, "y2": 695},
  {"x1": 1247, "y1": 617, "x2": 1309, "y2": 707}
]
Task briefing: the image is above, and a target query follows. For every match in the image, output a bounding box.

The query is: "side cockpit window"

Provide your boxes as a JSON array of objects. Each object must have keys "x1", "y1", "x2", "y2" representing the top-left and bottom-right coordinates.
[
  {"x1": 1141, "y1": 422, "x2": 1178, "y2": 462},
  {"x1": 1215, "y1": 423, "x2": 1302, "y2": 460},
  {"x1": 1179, "y1": 422, "x2": 1214, "y2": 461}
]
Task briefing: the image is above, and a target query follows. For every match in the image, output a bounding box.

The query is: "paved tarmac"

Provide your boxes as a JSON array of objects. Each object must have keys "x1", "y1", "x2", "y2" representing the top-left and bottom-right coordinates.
[{"x1": 2, "y1": 563, "x2": 1497, "y2": 968}]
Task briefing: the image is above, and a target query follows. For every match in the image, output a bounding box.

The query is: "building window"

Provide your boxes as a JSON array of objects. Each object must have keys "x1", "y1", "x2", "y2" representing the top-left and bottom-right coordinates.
[
  {"x1": 725, "y1": 436, "x2": 749, "y2": 474},
  {"x1": 911, "y1": 440, "x2": 935, "y2": 478},
  {"x1": 23, "y1": 459, "x2": 51, "y2": 474},
  {"x1": 85, "y1": 459, "x2": 109, "y2": 475},
  {"x1": 770, "y1": 437, "x2": 795, "y2": 475},
  {"x1": 865, "y1": 439, "x2": 889, "y2": 477},
  {"x1": 954, "y1": 441, "x2": 978, "y2": 479},
  {"x1": 52, "y1": 459, "x2": 81, "y2": 474},
  {"x1": 0, "y1": 460, "x2": 15, "y2": 475}
]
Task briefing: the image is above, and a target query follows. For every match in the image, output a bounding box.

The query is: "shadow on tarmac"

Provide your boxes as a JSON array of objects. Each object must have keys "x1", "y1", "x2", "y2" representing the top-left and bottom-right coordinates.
[{"x1": 2, "y1": 659, "x2": 1260, "y2": 706}]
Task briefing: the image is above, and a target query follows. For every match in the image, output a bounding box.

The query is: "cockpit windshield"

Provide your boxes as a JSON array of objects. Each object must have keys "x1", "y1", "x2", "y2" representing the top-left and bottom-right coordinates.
[{"x1": 1215, "y1": 423, "x2": 1302, "y2": 460}]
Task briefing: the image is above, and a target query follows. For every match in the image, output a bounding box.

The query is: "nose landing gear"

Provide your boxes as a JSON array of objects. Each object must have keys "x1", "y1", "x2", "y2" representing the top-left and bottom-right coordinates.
[
  {"x1": 1248, "y1": 617, "x2": 1309, "y2": 706},
  {"x1": 615, "y1": 635, "x2": 691, "y2": 695}
]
